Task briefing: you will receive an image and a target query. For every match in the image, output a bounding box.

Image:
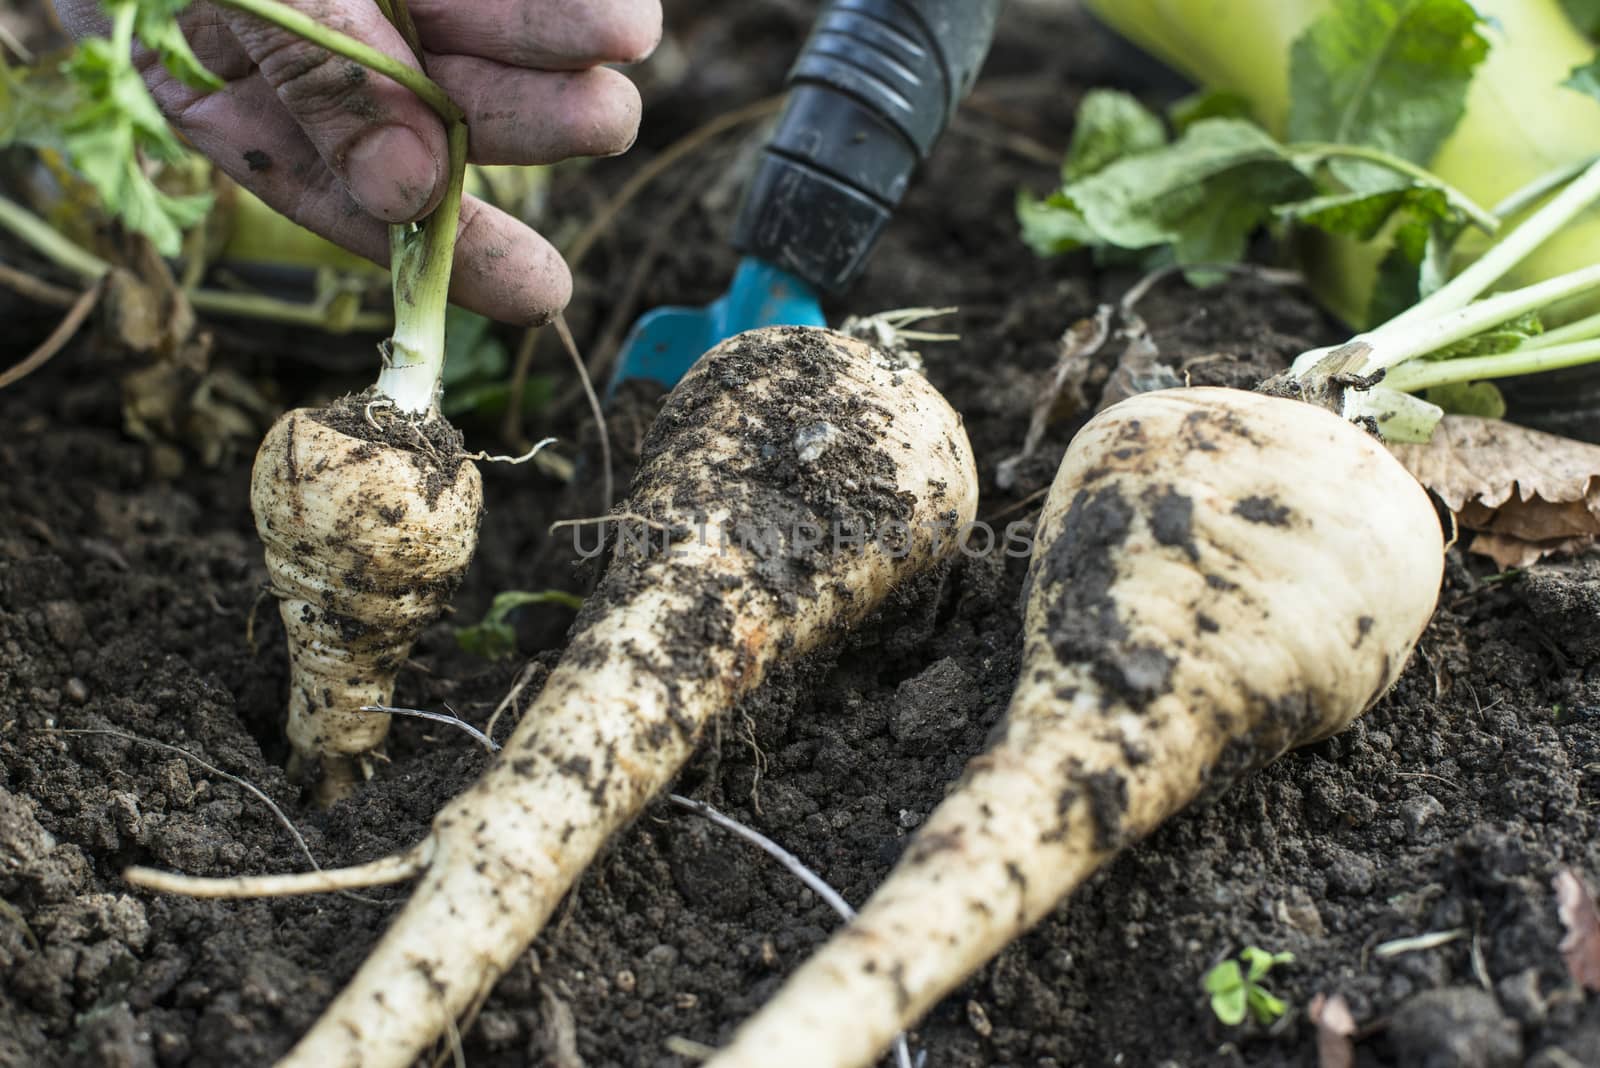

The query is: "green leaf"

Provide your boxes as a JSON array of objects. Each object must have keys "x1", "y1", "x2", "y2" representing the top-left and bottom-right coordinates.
[
  {"x1": 440, "y1": 376, "x2": 553, "y2": 420},
  {"x1": 441, "y1": 306, "x2": 509, "y2": 386},
  {"x1": 1564, "y1": 53, "x2": 1600, "y2": 101},
  {"x1": 1246, "y1": 987, "x2": 1289, "y2": 1025},
  {"x1": 1275, "y1": 184, "x2": 1450, "y2": 242},
  {"x1": 1289, "y1": 0, "x2": 1490, "y2": 189},
  {"x1": 47, "y1": 9, "x2": 219, "y2": 256},
  {"x1": 132, "y1": 3, "x2": 224, "y2": 92},
  {"x1": 454, "y1": 589, "x2": 583, "y2": 660},
  {"x1": 1202, "y1": 960, "x2": 1248, "y2": 1027},
  {"x1": 1240, "y1": 946, "x2": 1294, "y2": 981},
  {"x1": 1202, "y1": 959, "x2": 1242, "y2": 995},
  {"x1": 1562, "y1": 0, "x2": 1600, "y2": 37},
  {"x1": 1016, "y1": 189, "x2": 1096, "y2": 256},
  {"x1": 1064, "y1": 119, "x2": 1313, "y2": 264},
  {"x1": 1062, "y1": 89, "x2": 1167, "y2": 181},
  {"x1": 1424, "y1": 380, "x2": 1507, "y2": 417},
  {"x1": 1169, "y1": 90, "x2": 1255, "y2": 135}
]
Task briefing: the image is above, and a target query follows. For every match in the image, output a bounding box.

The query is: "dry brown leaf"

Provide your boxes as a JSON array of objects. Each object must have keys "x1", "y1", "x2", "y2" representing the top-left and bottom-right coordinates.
[
  {"x1": 1309, "y1": 993, "x2": 1356, "y2": 1068},
  {"x1": 1389, "y1": 416, "x2": 1600, "y2": 566},
  {"x1": 1469, "y1": 532, "x2": 1598, "y2": 570},
  {"x1": 1554, "y1": 868, "x2": 1600, "y2": 992}
]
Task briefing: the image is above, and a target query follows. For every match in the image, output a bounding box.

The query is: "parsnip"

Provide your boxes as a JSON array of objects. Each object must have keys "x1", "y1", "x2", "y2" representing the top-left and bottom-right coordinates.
[
  {"x1": 130, "y1": 326, "x2": 979, "y2": 1068},
  {"x1": 251, "y1": 406, "x2": 482, "y2": 799},
  {"x1": 701, "y1": 386, "x2": 1443, "y2": 1068}
]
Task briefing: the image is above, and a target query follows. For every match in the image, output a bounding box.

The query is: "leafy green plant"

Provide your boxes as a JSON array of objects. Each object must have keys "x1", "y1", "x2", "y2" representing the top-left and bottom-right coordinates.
[
  {"x1": 1056, "y1": 0, "x2": 1600, "y2": 329},
  {"x1": 455, "y1": 590, "x2": 584, "y2": 660},
  {"x1": 1203, "y1": 946, "x2": 1296, "y2": 1027},
  {"x1": 2, "y1": 0, "x2": 219, "y2": 254},
  {"x1": 439, "y1": 306, "x2": 554, "y2": 419}
]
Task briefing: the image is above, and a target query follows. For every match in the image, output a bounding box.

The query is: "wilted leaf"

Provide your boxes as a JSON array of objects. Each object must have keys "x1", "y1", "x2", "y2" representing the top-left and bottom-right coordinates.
[
  {"x1": 1555, "y1": 868, "x2": 1600, "y2": 992},
  {"x1": 1389, "y1": 416, "x2": 1600, "y2": 565},
  {"x1": 1309, "y1": 993, "x2": 1356, "y2": 1068}
]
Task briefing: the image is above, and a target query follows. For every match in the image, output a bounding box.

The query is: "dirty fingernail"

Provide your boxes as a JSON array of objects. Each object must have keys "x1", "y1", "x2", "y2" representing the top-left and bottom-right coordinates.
[{"x1": 343, "y1": 126, "x2": 439, "y2": 222}]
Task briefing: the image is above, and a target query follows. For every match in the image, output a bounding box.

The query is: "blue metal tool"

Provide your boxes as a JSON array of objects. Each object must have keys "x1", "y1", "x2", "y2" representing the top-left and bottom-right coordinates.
[{"x1": 609, "y1": 0, "x2": 1003, "y2": 395}]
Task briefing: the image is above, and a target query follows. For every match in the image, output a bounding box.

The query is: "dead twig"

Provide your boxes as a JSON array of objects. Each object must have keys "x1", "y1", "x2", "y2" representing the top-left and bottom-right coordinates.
[
  {"x1": 0, "y1": 277, "x2": 104, "y2": 391},
  {"x1": 553, "y1": 314, "x2": 613, "y2": 513},
  {"x1": 0, "y1": 260, "x2": 78, "y2": 307},
  {"x1": 484, "y1": 660, "x2": 543, "y2": 745}
]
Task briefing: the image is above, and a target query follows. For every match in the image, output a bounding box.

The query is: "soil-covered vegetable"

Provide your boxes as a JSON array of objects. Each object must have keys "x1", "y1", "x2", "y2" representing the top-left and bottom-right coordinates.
[
  {"x1": 703, "y1": 387, "x2": 1443, "y2": 1068},
  {"x1": 250, "y1": 399, "x2": 482, "y2": 798},
  {"x1": 134, "y1": 327, "x2": 978, "y2": 1067}
]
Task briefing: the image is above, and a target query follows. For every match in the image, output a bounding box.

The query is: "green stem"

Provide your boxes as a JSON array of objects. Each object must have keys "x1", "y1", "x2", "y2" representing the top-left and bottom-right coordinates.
[
  {"x1": 1288, "y1": 141, "x2": 1499, "y2": 233},
  {"x1": 375, "y1": 121, "x2": 467, "y2": 413},
  {"x1": 1384, "y1": 338, "x2": 1600, "y2": 394},
  {"x1": 1375, "y1": 157, "x2": 1600, "y2": 337},
  {"x1": 0, "y1": 195, "x2": 112, "y2": 282},
  {"x1": 111, "y1": 3, "x2": 135, "y2": 55},
  {"x1": 190, "y1": 288, "x2": 392, "y2": 332},
  {"x1": 0, "y1": 194, "x2": 391, "y2": 332},
  {"x1": 208, "y1": 0, "x2": 461, "y2": 124},
  {"x1": 1490, "y1": 155, "x2": 1600, "y2": 220},
  {"x1": 1362, "y1": 263, "x2": 1600, "y2": 373}
]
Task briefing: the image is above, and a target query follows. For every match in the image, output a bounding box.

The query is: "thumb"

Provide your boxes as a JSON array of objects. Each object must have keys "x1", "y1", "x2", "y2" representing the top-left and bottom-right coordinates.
[{"x1": 220, "y1": 2, "x2": 447, "y2": 223}]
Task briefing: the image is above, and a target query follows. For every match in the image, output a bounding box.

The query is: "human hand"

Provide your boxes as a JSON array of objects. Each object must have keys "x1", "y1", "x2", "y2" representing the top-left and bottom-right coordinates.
[{"x1": 55, "y1": 0, "x2": 661, "y2": 324}]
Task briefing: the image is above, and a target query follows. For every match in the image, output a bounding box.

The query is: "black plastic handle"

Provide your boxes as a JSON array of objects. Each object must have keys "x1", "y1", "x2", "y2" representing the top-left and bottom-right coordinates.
[{"x1": 731, "y1": 0, "x2": 1004, "y2": 294}]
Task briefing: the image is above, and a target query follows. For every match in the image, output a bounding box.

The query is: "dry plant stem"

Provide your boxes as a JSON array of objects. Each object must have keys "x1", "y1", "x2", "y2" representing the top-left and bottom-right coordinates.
[
  {"x1": 0, "y1": 261, "x2": 78, "y2": 307},
  {"x1": 703, "y1": 387, "x2": 1443, "y2": 1068},
  {"x1": 553, "y1": 313, "x2": 613, "y2": 511},
  {"x1": 246, "y1": 328, "x2": 979, "y2": 1068},
  {"x1": 0, "y1": 277, "x2": 103, "y2": 390}
]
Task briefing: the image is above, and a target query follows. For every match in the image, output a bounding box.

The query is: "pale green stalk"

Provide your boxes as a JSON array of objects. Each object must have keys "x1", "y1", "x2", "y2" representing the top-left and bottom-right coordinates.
[
  {"x1": 376, "y1": 122, "x2": 467, "y2": 412},
  {"x1": 0, "y1": 194, "x2": 391, "y2": 331},
  {"x1": 209, "y1": 0, "x2": 460, "y2": 122},
  {"x1": 1372, "y1": 159, "x2": 1600, "y2": 336},
  {"x1": 209, "y1": 0, "x2": 469, "y2": 413},
  {"x1": 1385, "y1": 338, "x2": 1600, "y2": 393}
]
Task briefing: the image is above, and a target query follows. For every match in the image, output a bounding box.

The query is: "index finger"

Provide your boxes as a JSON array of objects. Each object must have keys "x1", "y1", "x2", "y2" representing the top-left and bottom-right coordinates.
[{"x1": 406, "y1": 0, "x2": 662, "y2": 70}]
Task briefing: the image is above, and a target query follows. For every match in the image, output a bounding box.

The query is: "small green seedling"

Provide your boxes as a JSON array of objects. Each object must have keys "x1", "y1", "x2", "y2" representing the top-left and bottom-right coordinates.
[
  {"x1": 1203, "y1": 946, "x2": 1295, "y2": 1026},
  {"x1": 455, "y1": 590, "x2": 583, "y2": 660}
]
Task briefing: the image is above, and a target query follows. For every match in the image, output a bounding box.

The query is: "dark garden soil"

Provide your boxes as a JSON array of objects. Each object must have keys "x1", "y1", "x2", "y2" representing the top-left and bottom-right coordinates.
[{"x1": 4, "y1": 2, "x2": 1600, "y2": 1066}]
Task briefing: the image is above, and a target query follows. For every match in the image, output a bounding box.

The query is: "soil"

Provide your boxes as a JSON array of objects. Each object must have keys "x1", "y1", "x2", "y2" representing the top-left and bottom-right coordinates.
[{"x1": 3, "y1": 3, "x2": 1600, "y2": 1067}]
